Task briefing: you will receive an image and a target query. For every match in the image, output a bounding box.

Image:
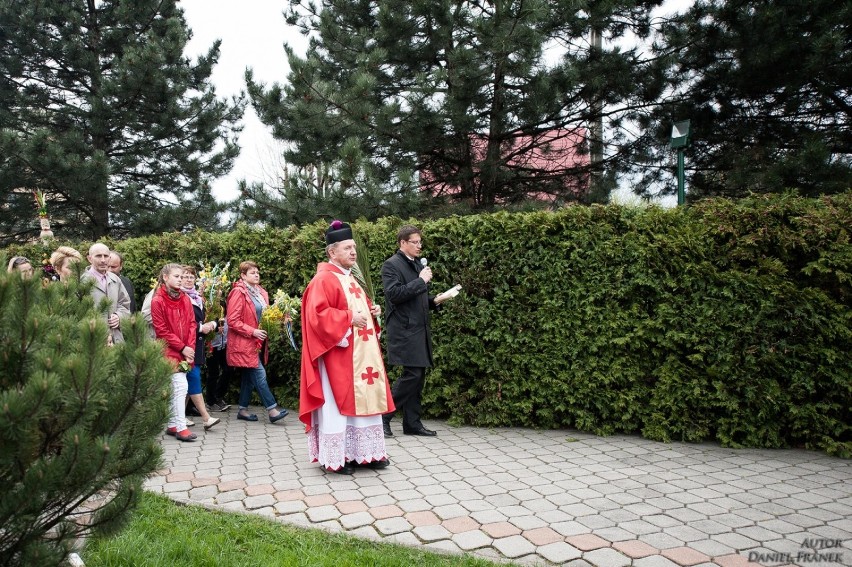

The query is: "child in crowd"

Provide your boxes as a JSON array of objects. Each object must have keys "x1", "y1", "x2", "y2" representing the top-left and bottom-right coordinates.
[{"x1": 150, "y1": 263, "x2": 198, "y2": 442}]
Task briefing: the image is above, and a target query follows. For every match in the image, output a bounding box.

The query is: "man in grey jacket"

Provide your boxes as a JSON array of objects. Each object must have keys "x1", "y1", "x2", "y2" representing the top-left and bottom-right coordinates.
[
  {"x1": 380, "y1": 225, "x2": 440, "y2": 438},
  {"x1": 82, "y1": 243, "x2": 132, "y2": 344}
]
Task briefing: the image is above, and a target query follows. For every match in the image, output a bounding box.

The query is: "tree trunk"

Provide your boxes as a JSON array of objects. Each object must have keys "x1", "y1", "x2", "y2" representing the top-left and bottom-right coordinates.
[
  {"x1": 480, "y1": 0, "x2": 506, "y2": 208},
  {"x1": 86, "y1": 0, "x2": 110, "y2": 239}
]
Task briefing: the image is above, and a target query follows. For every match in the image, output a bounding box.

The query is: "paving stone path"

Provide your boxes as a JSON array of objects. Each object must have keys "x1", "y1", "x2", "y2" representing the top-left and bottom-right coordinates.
[{"x1": 146, "y1": 408, "x2": 852, "y2": 566}]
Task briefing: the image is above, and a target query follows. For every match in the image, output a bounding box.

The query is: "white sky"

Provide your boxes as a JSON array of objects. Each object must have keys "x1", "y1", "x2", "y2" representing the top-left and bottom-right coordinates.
[
  {"x1": 181, "y1": 0, "x2": 693, "y2": 205},
  {"x1": 181, "y1": 0, "x2": 308, "y2": 203}
]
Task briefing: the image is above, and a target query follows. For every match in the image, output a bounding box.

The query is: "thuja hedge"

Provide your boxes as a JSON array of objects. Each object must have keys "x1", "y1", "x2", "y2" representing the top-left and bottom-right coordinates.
[{"x1": 6, "y1": 192, "x2": 850, "y2": 456}]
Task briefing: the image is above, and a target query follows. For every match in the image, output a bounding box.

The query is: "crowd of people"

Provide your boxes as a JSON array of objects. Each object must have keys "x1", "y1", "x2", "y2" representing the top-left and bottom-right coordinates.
[{"x1": 6, "y1": 221, "x2": 443, "y2": 475}]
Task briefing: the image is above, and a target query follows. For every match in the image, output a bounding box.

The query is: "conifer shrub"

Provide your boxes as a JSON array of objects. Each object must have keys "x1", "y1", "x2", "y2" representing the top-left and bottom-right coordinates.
[{"x1": 0, "y1": 270, "x2": 172, "y2": 566}]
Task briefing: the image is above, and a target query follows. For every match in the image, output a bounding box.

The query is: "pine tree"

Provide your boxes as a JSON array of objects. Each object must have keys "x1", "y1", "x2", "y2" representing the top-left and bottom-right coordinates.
[
  {"x1": 0, "y1": 268, "x2": 172, "y2": 566},
  {"x1": 227, "y1": 165, "x2": 428, "y2": 227},
  {"x1": 635, "y1": 0, "x2": 852, "y2": 199},
  {"x1": 0, "y1": 0, "x2": 245, "y2": 244},
  {"x1": 246, "y1": 0, "x2": 665, "y2": 212}
]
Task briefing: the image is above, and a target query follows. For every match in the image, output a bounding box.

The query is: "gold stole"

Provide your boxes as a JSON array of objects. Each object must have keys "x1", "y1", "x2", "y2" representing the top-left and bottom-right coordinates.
[{"x1": 332, "y1": 271, "x2": 389, "y2": 415}]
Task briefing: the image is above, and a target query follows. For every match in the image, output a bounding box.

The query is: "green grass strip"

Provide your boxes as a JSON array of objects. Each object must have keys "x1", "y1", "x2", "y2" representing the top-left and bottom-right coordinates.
[{"x1": 84, "y1": 492, "x2": 510, "y2": 567}]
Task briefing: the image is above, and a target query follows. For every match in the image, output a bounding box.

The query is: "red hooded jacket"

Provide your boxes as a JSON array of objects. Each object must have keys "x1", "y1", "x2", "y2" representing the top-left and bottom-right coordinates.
[
  {"x1": 226, "y1": 280, "x2": 269, "y2": 368},
  {"x1": 150, "y1": 285, "x2": 196, "y2": 366}
]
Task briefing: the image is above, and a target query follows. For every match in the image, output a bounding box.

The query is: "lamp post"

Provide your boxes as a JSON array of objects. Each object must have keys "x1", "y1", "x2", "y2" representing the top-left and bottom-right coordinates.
[{"x1": 669, "y1": 120, "x2": 691, "y2": 206}]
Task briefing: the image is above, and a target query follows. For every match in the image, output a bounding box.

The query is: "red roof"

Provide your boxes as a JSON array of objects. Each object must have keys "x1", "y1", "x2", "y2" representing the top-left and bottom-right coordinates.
[{"x1": 421, "y1": 129, "x2": 590, "y2": 203}]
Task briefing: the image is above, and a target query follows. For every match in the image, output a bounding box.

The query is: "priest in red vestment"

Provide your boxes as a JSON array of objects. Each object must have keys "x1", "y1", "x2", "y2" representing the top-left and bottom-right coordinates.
[{"x1": 299, "y1": 220, "x2": 394, "y2": 474}]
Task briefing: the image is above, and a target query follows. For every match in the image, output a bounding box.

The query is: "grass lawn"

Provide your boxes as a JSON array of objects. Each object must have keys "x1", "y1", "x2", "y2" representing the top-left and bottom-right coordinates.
[{"x1": 83, "y1": 492, "x2": 510, "y2": 567}]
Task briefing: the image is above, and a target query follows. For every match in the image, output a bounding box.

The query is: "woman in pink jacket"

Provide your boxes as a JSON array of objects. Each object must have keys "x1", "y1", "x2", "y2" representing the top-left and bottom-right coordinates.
[{"x1": 226, "y1": 261, "x2": 288, "y2": 423}]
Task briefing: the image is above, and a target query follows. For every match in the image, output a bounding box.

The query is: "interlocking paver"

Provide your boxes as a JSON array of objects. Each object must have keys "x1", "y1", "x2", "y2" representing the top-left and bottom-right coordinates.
[
  {"x1": 661, "y1": 546, "x2": 711, "y2": 566},
  {"x1": 413, "y1": 524, "x2": 452, "y2": 542},
  {"x1": 274, "y1": 500, "x2": 307, "y2": 514},
  {"x1": 688, "y1": 538, "x2": 736, "y2": 558},
  {"x1": 244, "y1": 494, "x2": 276, "y2": 509},
  {"x1": 509, "y1": 514, "x2": 548, "y2": 530},
  {"x1": 523, "y1": 526, "x2": 563, "y2": 546},
  {"x1": 538, "y1": 541, "x2": 583, "y2": 563},
  {"x1": 711, "y1": 532, "x2": 760, "y2": 550},
  {"x1": 152, "y1": 411, "x2": 851, "y2": 567},
  {"x1": 305, "y1": 504, "x2": 340, "y2": 522},
  {"x1": 595, "y1": 527, "x2": 637, "y2": 543},
  {"x1": 188, "y1": 485, "x2": 218, "y2": 501},
  {"x1": 369, "y1": 504, "x2": 403, "y2": 519},
  {"x1": 215, "y1": 488, "x2": 245, "y2": 503},
  {"x1": 613, "y1": 540, "x2": 659, "y2": 558},
  {"x1": 492, "y1": 535, "x2": 537, "y2": 558},
  {"x1": 374, "y1": 516, "x2": 412, "y2": 535},
  {"x1": 584, "y1": 547, "x2": 633, "y2": 567},
  {"x1": 339, "y1": 511, "x2": 374, "y2": 529},
  {"x1": 566, "y1": 533, "x2": 611, "y2": 551},
  {"x1": 482, "y1": 521, "x2": 522, "y2": 538},
  {"x1": 451, "y1": 529, "x2": 492, "y2": 550},
  {"x1": 641, "y1": 532, "x2": 685, "y2": 550},
  {"x1": 442, "y1": 516, "x2": 480, "y2": 534},
  {"x1": 336, "y1": 500, "x2": 368, "y2": 514},
  {"x1": 217, "y1": 479, "x2": 247, "y2": 492}
]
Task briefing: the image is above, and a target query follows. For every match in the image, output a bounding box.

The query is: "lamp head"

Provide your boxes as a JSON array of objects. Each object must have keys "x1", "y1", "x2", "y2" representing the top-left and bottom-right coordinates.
[{"x1": 670, "y1": 119, "x2": 691, "y2": 149}]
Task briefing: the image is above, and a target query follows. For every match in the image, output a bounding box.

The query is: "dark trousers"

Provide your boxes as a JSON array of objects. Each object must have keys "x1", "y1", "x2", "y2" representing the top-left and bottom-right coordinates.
[
  {"x1": 386, "y1": 366, "x2": 426, "y2": 431},
  {"x1": 206, "y1": 348, "x2": 235, "y2": 402}
]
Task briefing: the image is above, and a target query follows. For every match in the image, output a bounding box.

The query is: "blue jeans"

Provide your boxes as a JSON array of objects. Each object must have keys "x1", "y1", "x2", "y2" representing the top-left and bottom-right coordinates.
[{"x1": 238, "y1": 358, "x2": 277, "y2": 410}]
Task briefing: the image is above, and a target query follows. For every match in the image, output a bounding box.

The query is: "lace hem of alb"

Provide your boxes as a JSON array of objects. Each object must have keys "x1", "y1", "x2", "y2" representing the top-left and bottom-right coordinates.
[{"x1": 307, "y1": 423, "x2": 387, "y2": 470}]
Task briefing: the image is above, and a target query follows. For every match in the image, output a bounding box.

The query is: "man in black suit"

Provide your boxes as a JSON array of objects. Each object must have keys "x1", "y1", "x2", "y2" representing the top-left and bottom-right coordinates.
[
  {"x1": 381, "y1": 225, "x2": 440, "y2": 438},
  {"x1": 108, "y1": 251, "x2": 136, "y2": 313}
]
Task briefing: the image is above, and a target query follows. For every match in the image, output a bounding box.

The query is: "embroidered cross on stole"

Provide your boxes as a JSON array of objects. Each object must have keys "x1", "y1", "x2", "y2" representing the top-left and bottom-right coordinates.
[{"x1": 332, "y1": 271, "x2": 390, "y2": 415}]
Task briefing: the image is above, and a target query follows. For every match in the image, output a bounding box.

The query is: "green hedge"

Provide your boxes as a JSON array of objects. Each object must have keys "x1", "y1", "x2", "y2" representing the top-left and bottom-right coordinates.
[{"x1": 6, "y1": 192, "x2": 850, "y2": 456}]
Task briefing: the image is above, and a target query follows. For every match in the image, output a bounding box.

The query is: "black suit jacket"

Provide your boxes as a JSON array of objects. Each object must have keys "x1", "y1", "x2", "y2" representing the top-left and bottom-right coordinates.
[
  {"x1": 119, "y1": 274, "x2": 136, "y2": 312},
  {"x1": 381, "y1": 250, "x2": 439, "y2": 367}
]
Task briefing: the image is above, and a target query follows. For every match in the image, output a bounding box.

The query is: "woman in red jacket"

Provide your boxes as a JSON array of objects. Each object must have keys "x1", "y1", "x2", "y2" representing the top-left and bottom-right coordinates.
[
  {"x1": 226, "y1": 261, "x2": 288, "y2": 423},
  {"x1": 151, "y1": 263, "x2": 198, "y2": 442}
]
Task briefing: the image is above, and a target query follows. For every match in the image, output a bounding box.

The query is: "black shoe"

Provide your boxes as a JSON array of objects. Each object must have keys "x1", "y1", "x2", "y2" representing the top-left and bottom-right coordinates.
[
  {"x1": 354, "y1": 458, "x2": 390, "y2": 470},
  {"x1": 367, "y1": 458, "x2": 390, "y2": 469},
  {"x1": 324, "y1": 464, "x2": 354, "y2": 475},
  {"x1": 269, "y1": 408, "x2": 288, "y2": 423},
  {"x1": 383, "y1": 421, "x2": 393, "y2": 438},
  {"x1": 186, "y1": 405, "x2": 202, "y2": 417},
  {"x1": 403, "y1": 426, "x2": 437, "y2": 437}
]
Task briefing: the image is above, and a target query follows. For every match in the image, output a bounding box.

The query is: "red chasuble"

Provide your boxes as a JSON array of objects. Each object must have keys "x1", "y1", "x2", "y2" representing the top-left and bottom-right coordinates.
[{"x1": 299, "y1": 262, "x2": 395, "y2": 430}]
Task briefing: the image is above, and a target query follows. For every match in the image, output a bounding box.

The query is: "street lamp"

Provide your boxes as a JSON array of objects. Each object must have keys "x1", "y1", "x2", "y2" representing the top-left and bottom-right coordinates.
[{"x1": 669, "y1": 120, "x2": 691, "y2": 206}]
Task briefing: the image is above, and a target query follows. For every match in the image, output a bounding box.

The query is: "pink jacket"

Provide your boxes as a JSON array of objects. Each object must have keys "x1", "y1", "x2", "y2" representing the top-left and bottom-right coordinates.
[{"x1": 226, "y1": 280, "x2": 269, "y2": 368}]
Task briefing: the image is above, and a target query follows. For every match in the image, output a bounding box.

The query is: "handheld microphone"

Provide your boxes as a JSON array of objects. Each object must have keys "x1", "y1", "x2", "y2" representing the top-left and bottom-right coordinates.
[{"x1": 420, "y1": 258, "x2": 428, "y2": 268}]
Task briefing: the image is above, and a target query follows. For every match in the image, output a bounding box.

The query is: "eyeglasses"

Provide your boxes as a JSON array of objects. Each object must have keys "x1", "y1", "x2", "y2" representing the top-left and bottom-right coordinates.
[{"x1": 406, "y1": 240, "x2": 423, "y2": 247}]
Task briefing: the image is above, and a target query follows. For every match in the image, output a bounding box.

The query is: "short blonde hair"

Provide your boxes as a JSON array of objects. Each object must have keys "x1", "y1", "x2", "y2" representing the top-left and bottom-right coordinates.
[
  {"x1": 239, "y1": 261, "x2": 258, "y2": 275},
  {"x1": 50, "y1": 246, "x2": 82, "y2": 271}
]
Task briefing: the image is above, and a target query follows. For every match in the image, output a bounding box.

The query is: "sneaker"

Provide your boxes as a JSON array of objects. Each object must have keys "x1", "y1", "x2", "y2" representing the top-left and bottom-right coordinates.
[
  {"x1": 217, "y1": 400, "x2": 231, "y2": 411},
  {"x1": 203, "y1": 417, "x2": 220, "y2": 430},
  {"x1": 210, "y1": 402, "x2": 229, "y2": 412},
  {"x1": 185, "y1": 419, "x2": 195, "y2": 427}
]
